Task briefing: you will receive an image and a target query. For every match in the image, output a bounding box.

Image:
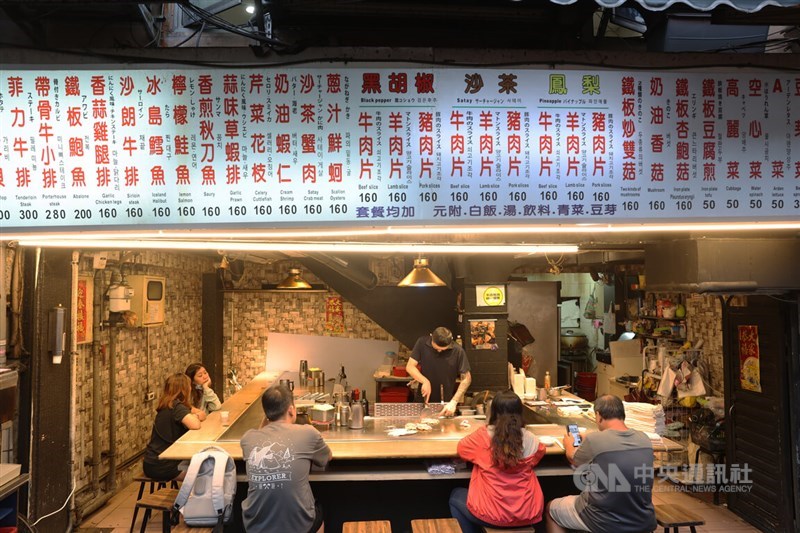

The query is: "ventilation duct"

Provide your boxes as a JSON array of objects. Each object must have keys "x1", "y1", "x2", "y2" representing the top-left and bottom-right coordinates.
[{"x1": 644, "y1": 239, "x2": 800, "y2": 293}]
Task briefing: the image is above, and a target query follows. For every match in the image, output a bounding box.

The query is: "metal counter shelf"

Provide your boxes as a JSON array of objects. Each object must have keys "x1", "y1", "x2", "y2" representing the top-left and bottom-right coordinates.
[{"x1": 218, "y1": 396, "x2": 487, "y2": 443}]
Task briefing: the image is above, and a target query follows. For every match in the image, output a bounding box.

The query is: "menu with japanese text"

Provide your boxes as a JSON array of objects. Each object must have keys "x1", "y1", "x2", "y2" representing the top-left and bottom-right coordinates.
[{"x1": 1, "y1": 66, "x2": 798, "y2": 232}]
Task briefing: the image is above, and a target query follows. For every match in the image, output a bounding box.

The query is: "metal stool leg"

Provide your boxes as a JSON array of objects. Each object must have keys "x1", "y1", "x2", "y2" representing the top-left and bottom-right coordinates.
[
  {"x1": 139, "y1": 508, "x2": 151, "y2": 533},
  {"x1": 130, "y1": 482, "x2": 147, "y2": 533},
  {"x1": 161, "y1": 509, "x2": 172, "y2": 533}
]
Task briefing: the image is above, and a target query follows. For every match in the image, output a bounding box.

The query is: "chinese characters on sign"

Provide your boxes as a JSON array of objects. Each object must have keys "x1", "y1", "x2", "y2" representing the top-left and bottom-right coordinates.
[
  {"x1": 1, "y1": 67, "x2": 799, "y2": 232},
  {"x1": 738, "y1": 325, "x2": 761, "y2": 393}
]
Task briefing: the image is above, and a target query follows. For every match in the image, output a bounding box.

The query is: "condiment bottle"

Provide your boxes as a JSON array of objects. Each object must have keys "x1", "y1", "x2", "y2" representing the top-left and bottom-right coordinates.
[
  {"x1": 544, "y1": 371, "x2": 551, "y2": 390},
  {"x1": 361, "y1": 390, "x2": 369, "y2": 417}
]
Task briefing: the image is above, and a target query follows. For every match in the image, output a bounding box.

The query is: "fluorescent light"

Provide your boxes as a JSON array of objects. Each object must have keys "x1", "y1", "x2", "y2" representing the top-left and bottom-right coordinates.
[
  {"x1": 13, "y1": 239, "x2": 578, "y2": 255},
  {"x1": 2, "y1": 221, "x2": 798, "y2": 242}
]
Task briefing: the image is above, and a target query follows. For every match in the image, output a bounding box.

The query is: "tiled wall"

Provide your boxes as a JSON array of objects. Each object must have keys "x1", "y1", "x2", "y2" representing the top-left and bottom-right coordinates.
[
  {"x1": 68, "y1": 253, "x2": 405, "y2": 489},
  {"x1": 222, "y1": 258, "x2": 404, "y2": 390},
  {"x1": 72, "y1": 252, "x2": 215, "y2": 489}
]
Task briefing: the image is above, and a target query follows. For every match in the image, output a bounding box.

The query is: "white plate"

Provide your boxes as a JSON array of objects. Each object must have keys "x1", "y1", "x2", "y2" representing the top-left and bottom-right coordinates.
[{"x1": 538, "y1": 436, "x2": 558, "y2": 446}]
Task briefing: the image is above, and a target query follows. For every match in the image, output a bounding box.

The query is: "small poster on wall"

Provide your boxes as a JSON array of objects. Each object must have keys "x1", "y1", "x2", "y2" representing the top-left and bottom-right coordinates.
[
  {"x1": 738, "y1": 325, "x2": 761, "y2": 393},
  {"x1": 325, "y1": 296, "x2": 344, "y2": 333},
  {"x1": 76, "y1": 276, "x2": 93, "y2": 344},
  {"x1": 475, "y1": 285, "x2": 506, "y2": 307},
  {"x1": 469, "y1": 319, "x2": 498, "y2": 350}
]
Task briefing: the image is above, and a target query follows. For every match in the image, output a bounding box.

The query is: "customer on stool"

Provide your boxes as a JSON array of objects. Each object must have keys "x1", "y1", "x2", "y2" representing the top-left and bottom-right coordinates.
[
  {"x1": 241, "y1": 384, "x2": 332, "y2": 532},
  {"x1": 546, "y1": 394, "x2": 657, "y2": 533},
  {"x1": 185, "y1": 362, "x2": 221, "y2": 415},
  {"x1": 143, "y1": 373, "x2": 202, "y2": 481},
  {"x1": 449, "y1": 389, "x2": 547, "y2": 533}
]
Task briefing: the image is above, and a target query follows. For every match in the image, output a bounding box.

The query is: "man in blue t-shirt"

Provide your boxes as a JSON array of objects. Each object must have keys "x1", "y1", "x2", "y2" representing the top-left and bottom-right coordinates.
[
  {"x1": 241, "y1": 385, "x2": 332, "y2": 533},
  {"x1": 546, "y1": 395, "x2": 657, "y2": 533},
  {"x1": 406, "y1": 326, "x2": 471, "y2": 417}
]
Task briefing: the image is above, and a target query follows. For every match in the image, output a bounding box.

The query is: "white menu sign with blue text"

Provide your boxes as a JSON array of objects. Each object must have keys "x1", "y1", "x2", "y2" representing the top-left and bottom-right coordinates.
[{"x1": 1, "y1": 66, "x2": 799, "y2": 232}]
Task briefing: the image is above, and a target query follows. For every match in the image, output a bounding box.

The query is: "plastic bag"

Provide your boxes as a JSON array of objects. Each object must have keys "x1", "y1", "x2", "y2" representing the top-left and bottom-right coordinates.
[
  {"x1": 602, "y1": 301, "x2": 615, "y2": 331},
  {"x1": 583, "y1": 286, "x2": 598, "y2": 319}
]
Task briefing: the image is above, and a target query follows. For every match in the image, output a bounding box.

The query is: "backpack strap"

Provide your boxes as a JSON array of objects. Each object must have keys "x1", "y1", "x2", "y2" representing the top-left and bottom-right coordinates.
[
  {"x1": 172, "y1": 448, "x2": 211, "y2": 512},
  {"x1": 208, "y1": 449, "x2": 229, "y2": 516}
]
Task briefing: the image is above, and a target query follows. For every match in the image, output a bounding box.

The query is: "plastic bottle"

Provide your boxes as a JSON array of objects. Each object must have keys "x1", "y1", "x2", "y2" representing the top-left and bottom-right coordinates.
[{"x1": 544, "y1": 371, "x2": 551, "y2": 390}]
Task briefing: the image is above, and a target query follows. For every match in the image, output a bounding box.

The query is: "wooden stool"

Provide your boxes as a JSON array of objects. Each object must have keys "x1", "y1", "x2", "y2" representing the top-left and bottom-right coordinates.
[
  {"x1": 410, "y1": 518, "x2": 461, "y2": 533},
  {"x1": 130, "y1": 476, "x2": 179, "y2": 533},
  {"x1": 343, "y1": 520, "x2": 393, "y2": 533},
  {"x1": 171, "y1": 525, "x2": 213, "y2": 533},
  {"x1": 655, "y1": 504, "x2": 705, "y2": 533},
  {"x1": 134, "y1": 487, "x2": 179, "y2": 533}
]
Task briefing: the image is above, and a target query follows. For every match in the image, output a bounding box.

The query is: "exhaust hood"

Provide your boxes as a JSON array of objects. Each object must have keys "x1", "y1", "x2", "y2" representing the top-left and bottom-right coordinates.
[{"x1": 644, "y1": 239, "x2": 800, "y2": 293}]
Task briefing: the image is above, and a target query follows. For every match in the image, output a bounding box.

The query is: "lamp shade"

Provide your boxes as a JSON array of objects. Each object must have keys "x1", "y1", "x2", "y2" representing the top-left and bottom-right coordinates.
[
  {"x1": 397, "y1": 258, "x2": 446, "y2": 287},
  {"x1": 276, "y1": 268, "x2": 312, "y2": 289}
]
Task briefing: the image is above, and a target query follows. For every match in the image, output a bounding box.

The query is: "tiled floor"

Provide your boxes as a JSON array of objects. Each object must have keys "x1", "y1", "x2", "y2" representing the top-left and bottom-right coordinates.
[{"x1": 77, "y1": 478, "x2": 760, "y2": 532}]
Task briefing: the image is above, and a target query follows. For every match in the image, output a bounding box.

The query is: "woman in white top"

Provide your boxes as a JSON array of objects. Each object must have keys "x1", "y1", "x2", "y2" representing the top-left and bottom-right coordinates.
[{"x1": 185, "y1": 362, "x2": 222, "y2": 415}]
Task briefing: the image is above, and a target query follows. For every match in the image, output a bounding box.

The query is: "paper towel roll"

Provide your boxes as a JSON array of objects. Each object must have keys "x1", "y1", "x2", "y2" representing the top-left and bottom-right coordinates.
[
  {"x1": 512, "y1": 373, "x2": 526, "y2": 396},
  {"x1": 525, "y1": 377, "x2": 537, "y2": 394}
]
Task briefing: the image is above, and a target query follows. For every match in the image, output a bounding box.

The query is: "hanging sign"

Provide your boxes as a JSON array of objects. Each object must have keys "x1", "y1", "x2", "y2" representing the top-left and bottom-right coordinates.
[
  {"x1": 738, "y1": 324, "x2": 761, "y2": 393},
  {"x1": 1, "y1": 66, "x2": 799, "y2": 233}
]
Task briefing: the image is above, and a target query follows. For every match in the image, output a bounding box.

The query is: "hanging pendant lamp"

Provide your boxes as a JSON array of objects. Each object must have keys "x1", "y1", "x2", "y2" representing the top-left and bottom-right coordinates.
[
  {"x1": 397, "y1": 258, "x2": 446, "y2": 287},
  {"x1": 276, "y1": 268, "x2": 312, "y2": 289}
]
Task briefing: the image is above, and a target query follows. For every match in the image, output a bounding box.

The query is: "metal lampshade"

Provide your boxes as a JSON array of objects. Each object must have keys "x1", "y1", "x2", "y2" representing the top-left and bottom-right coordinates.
[
  {"x1": 397, "y1": 258, "x2": 446, "y2": 287},
  {"x1": 276, "y1": 268, "x2": 312, "y2": 289}
]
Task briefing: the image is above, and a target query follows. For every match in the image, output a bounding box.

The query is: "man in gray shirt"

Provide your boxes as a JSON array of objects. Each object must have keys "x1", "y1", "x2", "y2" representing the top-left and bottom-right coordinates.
[
  {"x1": 546, "y1": 395, "x2": 657, "y2": 533},
  {"x1": 241, "y1": 384, "x2": 332, "y2": 533}
]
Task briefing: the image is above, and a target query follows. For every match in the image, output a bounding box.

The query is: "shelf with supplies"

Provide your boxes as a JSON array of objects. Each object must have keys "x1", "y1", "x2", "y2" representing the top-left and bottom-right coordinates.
[{"x1": 640, "y1": 345, "x2": 706, "y2": 406}]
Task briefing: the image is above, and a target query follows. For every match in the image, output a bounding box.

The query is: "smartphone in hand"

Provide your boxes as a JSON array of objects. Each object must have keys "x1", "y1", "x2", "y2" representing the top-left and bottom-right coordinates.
[{"x1": 567, "y1": 424, "x2": 582, "y2": 447}]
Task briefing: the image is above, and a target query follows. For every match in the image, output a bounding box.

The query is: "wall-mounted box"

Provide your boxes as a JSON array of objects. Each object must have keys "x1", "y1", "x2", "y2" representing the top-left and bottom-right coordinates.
[{"x1": 127, "y1": 275, "x2": 166, "y2": 327}]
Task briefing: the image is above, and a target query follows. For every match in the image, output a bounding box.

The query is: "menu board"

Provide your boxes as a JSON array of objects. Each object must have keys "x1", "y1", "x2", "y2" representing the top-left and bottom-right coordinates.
[{"x1": 1, "y1": 66, "x2": 799, "y2": 233}]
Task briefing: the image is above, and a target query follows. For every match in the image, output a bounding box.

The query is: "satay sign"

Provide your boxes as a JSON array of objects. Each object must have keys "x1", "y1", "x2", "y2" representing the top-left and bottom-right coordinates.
[{"x1": 476, "y1": 285, "x2": 506, "y2": 307}]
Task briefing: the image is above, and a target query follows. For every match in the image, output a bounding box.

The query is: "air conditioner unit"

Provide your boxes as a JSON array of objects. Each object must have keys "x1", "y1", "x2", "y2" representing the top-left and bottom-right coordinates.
[{"x1": 127, "y1": 275, "x2": 166, "y2": 327}]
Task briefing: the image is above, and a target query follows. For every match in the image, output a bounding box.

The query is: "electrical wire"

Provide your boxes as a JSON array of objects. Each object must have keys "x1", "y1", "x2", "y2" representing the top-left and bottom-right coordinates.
[
  {"x1": 169, "y1": 20, "x2": 205, "y2": 48},
  {"x1": 178, "y1": 3, "x2": 293, "y2": 50},
  {"x1": 29, "y1": 486, "x2": 76, "y2": 528},
  {"x1": 17, "y1": 513, "x2": 36, "y2": 533}
]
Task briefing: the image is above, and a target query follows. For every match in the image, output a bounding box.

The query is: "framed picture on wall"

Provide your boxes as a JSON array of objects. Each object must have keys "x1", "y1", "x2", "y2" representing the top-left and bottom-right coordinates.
[
  {"x1": 77, "y1": 276, "x2": 93, "y2": 344},
  {"x1": 469, "y1": 319, "x2": 498, "y2": 350}
]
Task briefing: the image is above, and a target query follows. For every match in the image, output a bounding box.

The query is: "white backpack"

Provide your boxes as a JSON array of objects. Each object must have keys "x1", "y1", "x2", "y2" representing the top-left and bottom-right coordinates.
[{"x1": 172, "y1": 446, "x2": 237, "y2": 531}]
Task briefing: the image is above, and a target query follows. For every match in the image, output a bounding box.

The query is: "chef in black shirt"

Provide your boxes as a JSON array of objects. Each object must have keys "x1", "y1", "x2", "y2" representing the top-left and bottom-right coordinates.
[{"x1": 406, "y1": 327, "x2": 471, "y2": 416}]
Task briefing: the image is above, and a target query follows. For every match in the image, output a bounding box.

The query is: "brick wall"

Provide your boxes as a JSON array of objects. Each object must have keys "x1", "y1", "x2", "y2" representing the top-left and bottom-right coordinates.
[
  {"x1": 72, "y1": 251, "x2": 215, "y2": 490},
  {"x1": 71, "y1": 254, "x2": 404, "y2": 490},
  {"x1": 221, "y1": 258, "x2": 404, "y2": 389}
]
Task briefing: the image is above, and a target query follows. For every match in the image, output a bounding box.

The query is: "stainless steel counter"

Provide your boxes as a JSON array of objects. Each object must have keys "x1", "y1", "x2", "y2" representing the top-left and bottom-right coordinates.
[{"x1": 218, "y1": 396, "x2": 486, "y2": 443}]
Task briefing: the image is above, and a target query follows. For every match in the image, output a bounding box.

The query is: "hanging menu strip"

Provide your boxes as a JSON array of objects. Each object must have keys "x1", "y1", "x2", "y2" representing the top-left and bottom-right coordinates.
[{"x1": 1, "y1": 67, "x2": 799, "y2": 232}]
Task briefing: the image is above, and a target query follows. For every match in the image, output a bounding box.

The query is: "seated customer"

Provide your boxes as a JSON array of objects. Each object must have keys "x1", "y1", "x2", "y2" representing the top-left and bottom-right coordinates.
[
  {"x1": 185, "y1": 362, "x2": 221, "y2": 415},
  {"x1": 546, "y1": 394, "x2": 657, "y2": 533},
  {"x1": 241, "y1": 384, "x2": 332, "y2": 533},
  {"x1": 449, "y1": 389, "x2": 547, "y2": 533},
  {"x1": 143, "y1": 373, "x2": 202, "y2": 481}
]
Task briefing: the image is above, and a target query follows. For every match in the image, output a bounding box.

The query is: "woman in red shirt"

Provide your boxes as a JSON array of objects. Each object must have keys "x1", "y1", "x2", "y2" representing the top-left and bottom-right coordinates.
[{"x1": 449, "y1": 389, "x2": 546, "y2": 533}]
